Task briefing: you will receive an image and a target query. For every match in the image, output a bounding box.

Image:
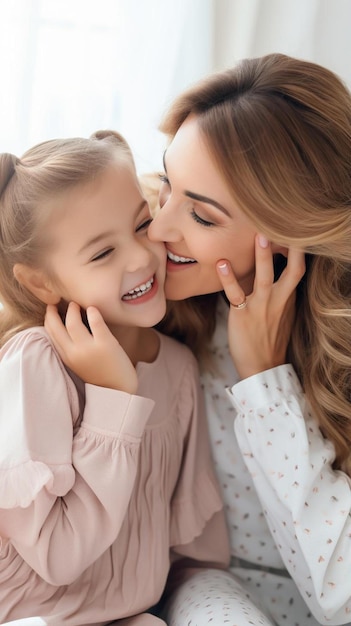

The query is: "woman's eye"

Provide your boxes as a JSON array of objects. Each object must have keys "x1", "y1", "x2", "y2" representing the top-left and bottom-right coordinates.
[
  {"x1": 136, "y1": 218, "x2": 153, "y2": 232},
  {"x1": 190, "y1": 209, "x2": 214, "y2": 227},
  {"x1": 158, "y1": 173, "x2": 170, "y2": 186},
  {"x1": 158, "y1": 174, "x2": 170, "y2": 208},
  {"x1": 91, "y1": 248, "x2": 114, "y2": 262}
]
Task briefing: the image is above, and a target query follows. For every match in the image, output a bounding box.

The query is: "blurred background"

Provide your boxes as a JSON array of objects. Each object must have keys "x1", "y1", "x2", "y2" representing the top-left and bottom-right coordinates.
[{"x1": 1, "y1": 0, "x2": 350, "y2": 173}]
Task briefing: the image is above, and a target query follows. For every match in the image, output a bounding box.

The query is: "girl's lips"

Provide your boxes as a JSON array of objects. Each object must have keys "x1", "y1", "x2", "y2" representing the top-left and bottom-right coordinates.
[{"x1": 121, "y1": 275, "x2": 159, "y2": 305}]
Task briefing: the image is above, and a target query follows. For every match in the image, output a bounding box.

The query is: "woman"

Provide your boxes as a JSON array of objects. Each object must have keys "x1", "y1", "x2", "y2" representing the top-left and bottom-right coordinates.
[{"x1": 147, "y1": 53, "x2": 351, "y2": 625}]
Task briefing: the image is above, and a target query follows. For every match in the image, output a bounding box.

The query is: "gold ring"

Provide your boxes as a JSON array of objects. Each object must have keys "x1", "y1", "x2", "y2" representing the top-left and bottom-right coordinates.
[{"x1": 232, "y1": 298, "x2": 247, "y2": 310}]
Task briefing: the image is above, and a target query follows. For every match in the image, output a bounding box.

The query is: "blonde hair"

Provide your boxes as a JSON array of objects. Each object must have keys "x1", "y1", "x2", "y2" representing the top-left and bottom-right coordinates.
[
  {"x1": 155, "y1": 53, "x2": 351, "y2": 473},
  {"x1": 0, "y1": 130, "x2": 134, "y2": 345}
]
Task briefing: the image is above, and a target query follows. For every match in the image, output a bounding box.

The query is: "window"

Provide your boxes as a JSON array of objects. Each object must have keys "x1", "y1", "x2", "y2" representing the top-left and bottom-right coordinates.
[{"x1": 0, "y1": 0, "x2": 213, "y2": 172}]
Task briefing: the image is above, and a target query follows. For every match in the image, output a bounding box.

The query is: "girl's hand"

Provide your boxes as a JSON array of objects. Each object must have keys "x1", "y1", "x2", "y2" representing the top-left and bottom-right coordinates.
[
  {"x1": 216, "y1": 234, "x2": 305, "y2": 380},
  {"x1": 44, "y1": 302, "x2": 138, "y2": 394}
]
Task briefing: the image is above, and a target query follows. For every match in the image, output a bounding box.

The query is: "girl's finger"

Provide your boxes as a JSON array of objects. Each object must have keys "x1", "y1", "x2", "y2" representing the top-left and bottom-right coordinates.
[
  {"x1": 85, "y1": 306, "x2": 112, "y2": 340},
  {"x1": 216, "y1": 260, "x2": 247, "y2": 307},
  {"x1": 64, "y1": 302, "x2": 91, "y2": 340},
  {"x1": 44, "y1": 304, "x2": 72, "y2": 354}
]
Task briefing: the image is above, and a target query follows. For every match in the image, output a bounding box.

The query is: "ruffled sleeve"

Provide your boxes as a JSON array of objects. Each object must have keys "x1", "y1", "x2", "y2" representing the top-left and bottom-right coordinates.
[
  {"x1": 0, "y1": 328, "x2": 77, "y2": 509},
  {"x1": 0, "y1": 327, "x2": 155, "y2": 585},
  {"x1": 228, "y1": 364, "x2": 351, "y2": 624}
]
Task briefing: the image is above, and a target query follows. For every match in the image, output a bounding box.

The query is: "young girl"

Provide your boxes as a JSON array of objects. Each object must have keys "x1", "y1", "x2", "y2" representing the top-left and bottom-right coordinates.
[
  {"x1": 0, "y1": 130, "x2": 229, "y2": 625},
  {"x1": 147, "y1": 53, "x2": 351, "y2": 625}
]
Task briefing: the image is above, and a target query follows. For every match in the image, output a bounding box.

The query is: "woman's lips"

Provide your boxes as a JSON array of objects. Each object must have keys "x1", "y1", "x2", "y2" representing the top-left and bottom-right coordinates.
[{"x1": 166, "y1": 249, "x2": 197, "y2": 271}]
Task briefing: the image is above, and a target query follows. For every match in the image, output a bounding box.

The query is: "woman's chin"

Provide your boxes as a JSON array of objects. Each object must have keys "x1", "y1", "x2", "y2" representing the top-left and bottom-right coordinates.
[
  {"x1": 164, "y1": 288, "x2": 191, "y2": 301},
  {"x1": 164, "y1": 266, "x2": 225, "y2": 300},
  {"x1": 164, "y1": 281, "x2": 221, "y2": 301}
]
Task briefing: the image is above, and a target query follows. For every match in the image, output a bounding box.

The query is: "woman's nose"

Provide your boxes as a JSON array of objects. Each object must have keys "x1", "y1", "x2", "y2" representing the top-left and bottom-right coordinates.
[{"x1": 148, "y1": 203, "x2": 180, "y2": 242}]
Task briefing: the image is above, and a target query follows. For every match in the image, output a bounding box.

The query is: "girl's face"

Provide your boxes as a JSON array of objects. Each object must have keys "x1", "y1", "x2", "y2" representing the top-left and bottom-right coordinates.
[
  {"x1": 148, "y1": 115, "x2": 257, "y2": 300},
  {"x1": 42, "y1": 162, "x2": 166, "y2": 334}
]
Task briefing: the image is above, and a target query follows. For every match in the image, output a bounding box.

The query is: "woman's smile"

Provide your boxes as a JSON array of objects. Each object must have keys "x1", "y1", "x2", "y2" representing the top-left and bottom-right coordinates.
[
  {"x1": 166, "y1": 248, "x2": 197, "y2": 270},
  {"x1": 148, "y1": 115, "x2": 257, "y2": 299}
]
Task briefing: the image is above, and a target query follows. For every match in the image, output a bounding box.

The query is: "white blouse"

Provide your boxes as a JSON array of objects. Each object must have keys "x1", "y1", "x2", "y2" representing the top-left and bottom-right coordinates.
[{"x1": 201, "y1": 297, "x2": 351, "y2": 625}]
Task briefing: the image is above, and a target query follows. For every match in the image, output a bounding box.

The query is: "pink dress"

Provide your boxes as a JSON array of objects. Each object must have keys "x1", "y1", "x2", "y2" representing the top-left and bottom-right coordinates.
[{"x1": 0, "y1": 327, "x2": 229, "y2": 625}]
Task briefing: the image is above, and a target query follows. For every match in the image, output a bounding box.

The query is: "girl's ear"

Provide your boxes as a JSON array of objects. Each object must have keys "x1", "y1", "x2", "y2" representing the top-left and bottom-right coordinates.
[{"x1": 13, "y1": 263, "x2": 61, "y2": 305}]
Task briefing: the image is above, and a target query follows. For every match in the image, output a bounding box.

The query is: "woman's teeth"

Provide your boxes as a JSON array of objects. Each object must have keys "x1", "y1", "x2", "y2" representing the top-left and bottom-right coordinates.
[
  {"x1": 167, "y1": 251, "x2": 196, "y2": 263},
  {"x1": 123, "y1": 277, "x2": 154, "y2": 300}
]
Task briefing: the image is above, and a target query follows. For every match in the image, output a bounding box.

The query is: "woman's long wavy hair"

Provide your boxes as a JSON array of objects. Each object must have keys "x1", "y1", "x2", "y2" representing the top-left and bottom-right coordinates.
[
  {"x1": 153, "y1": 53, "x2": 351, "y2": 474},
  {"x1": 0, "y1": 130, "x2": 134, "y2": 345}
]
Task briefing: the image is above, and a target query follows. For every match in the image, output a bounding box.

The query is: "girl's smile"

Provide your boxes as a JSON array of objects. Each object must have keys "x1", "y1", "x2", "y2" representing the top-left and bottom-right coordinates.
[
  {"x1": 41, "y1": 162, "x2": 167, "y2": 334},
  {"x1": 121, "y1": 274, "x2": 158, "y2": 302}
]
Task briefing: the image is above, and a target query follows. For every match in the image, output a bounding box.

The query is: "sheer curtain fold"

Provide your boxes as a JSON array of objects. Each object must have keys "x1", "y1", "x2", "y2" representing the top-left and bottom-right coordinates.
[{"x1": 214, "y1": 0, "x2": 351, "y2": 88}]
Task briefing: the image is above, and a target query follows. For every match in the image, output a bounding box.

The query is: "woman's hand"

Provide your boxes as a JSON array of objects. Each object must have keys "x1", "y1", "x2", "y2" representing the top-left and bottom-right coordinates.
[
  {"x1": 44, "y1": 302, "x2": 138, "y2": 394},
  {"x1": 216, "y1": 234, "x2": 305, "y2": 380}
]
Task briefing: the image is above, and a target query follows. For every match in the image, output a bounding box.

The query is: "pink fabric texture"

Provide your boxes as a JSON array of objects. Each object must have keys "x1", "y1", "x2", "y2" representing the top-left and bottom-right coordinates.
[{"x1": 0, "y1": 327, "x2": 229, "y2": 625}]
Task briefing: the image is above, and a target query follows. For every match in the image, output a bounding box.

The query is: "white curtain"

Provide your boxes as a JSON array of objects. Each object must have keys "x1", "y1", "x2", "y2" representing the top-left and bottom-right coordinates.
[
  {"x1": 213, "y1": 0, "x2": 351, "y2": 89},
  {"x1": 0, "y1": 0, "x2": 350, "y2": 174},
  {"x1": 0, "y1": 0, "x2": 213, "y2": 172}
]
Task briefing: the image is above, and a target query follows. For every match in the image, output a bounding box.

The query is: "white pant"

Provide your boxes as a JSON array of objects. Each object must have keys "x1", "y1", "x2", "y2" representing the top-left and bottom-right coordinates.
[{"x1": 163, "y1": 568, "x2": 276, "y2": 626}]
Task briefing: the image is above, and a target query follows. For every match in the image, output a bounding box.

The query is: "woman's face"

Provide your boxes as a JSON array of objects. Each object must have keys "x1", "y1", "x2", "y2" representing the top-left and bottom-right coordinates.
[{"x1": 148, "y1": 115, "x2": 257, "y2": 300}]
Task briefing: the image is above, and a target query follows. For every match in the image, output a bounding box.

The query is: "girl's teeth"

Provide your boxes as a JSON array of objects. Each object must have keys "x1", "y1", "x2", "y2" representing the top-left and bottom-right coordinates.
[
  {"x1": 123, "y1": 278, "x2": 154, "y2": 300},
  {"x1": 128, "y1": 280, "x2": 152, "y2": 294}
]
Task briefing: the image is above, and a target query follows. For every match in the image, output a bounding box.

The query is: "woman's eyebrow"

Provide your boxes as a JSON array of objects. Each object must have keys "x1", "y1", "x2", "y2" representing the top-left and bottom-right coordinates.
[
  {"x1": 163, "y1": 150, "x2": 230, "y2": 216},
  {"x1": 184, "y1": 191, "x2": 230, "y2": 216}
]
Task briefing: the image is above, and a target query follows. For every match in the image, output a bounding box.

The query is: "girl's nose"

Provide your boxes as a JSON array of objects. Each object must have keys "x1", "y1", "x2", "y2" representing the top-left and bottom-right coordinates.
[{"x1": 125, "y1": 239, "x2": 153, "y2": 273}]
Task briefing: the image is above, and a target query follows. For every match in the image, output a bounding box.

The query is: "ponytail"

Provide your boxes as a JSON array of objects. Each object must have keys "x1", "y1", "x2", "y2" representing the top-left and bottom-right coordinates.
[{"x1": 0, "y1": 153, "x2": 18, "y2": 199}]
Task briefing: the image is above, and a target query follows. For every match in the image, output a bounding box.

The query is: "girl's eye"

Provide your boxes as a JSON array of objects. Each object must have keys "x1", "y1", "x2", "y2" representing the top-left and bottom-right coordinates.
[
  {"x1": 190, "y1": 209, "x2": 214, "y2": 227},
  {"x1": 91, "y1": 248, "x2": 114, "y2": 262},
  {"x1": 136, "y1": 218, "x2": 153, "y2": 232}
]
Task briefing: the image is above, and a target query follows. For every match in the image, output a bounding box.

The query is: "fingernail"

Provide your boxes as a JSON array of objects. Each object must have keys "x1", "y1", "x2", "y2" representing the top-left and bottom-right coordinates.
[
  {"x1": 217, "y1": 262, "x2": 229, "y2": 276},
  {"x1": 258, "y1": 234, "x2": 269, "y2": 248}
]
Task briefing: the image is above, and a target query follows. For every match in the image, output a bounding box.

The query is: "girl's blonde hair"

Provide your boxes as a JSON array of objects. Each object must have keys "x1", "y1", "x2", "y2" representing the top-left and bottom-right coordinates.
[
  {"x1": 153, "y1": 53, "x2": 351, "y2": 473},
  {"x1": 0, "y1": 130, "x2": 134, "y2": 345}
]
